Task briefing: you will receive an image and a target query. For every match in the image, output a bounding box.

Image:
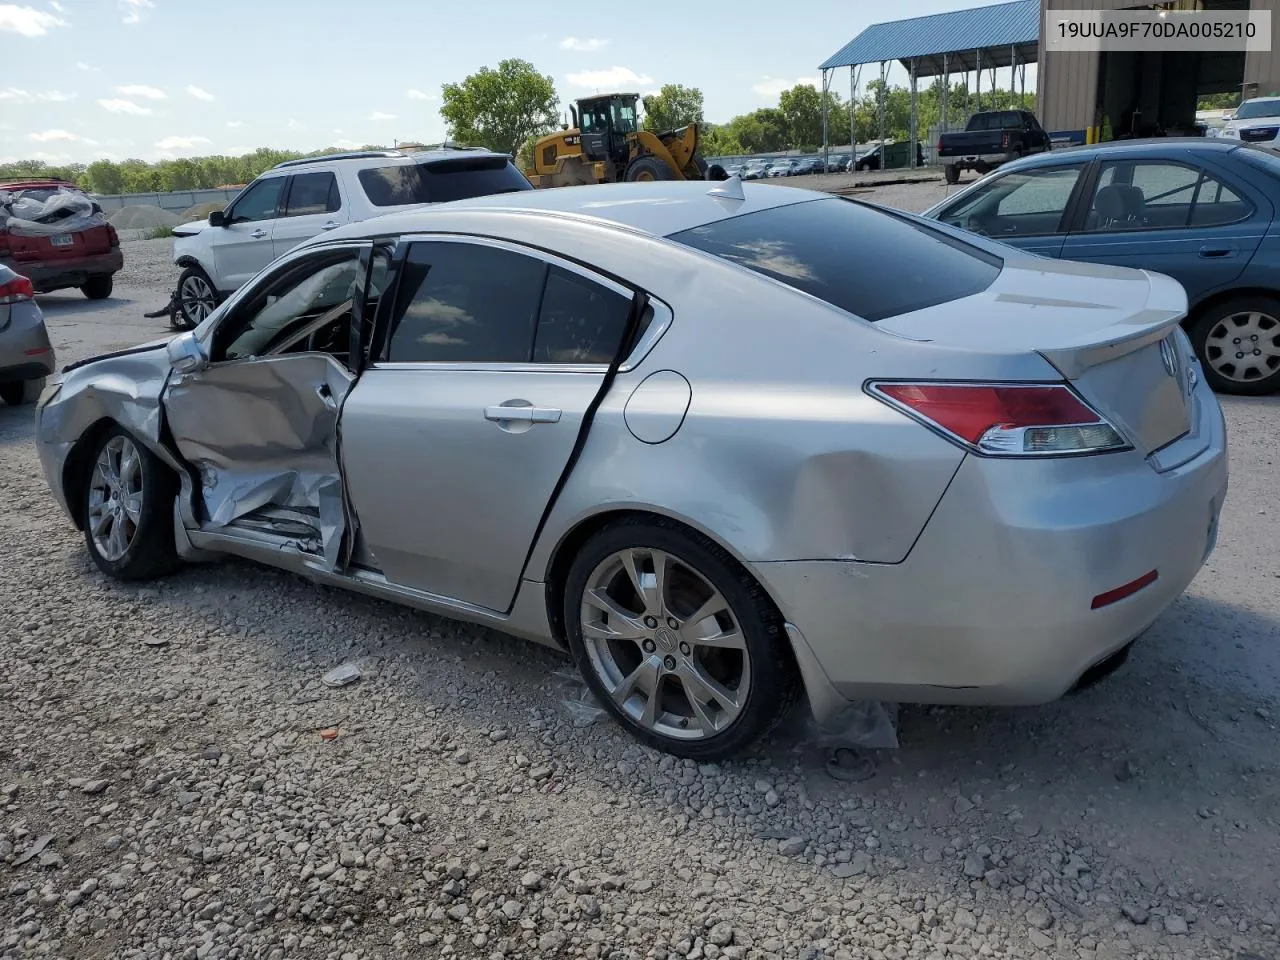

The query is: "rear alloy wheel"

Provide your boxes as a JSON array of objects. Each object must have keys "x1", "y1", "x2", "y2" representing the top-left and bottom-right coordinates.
[
  {"x1": 176, "y1": 266, "x2": 217, "y2": 329},
  {"x1": 625, "y1": 155, "x2": 674, "y2": 183},
  {"x1": 1191, "y1": 296, "x2": 1280, "y2": 395},
  {"x1": 81, "y1": 274, "x2": 113, "y2": 300},
  {"x1": 83, "y1": 427, "x2": 182, "y2": 580},
  {"x1": 0, "y1": 378, "x2": 44, "y2": 406},
  {"x1": 565, "y1": 518, "x2": 800, "y2": 759}
]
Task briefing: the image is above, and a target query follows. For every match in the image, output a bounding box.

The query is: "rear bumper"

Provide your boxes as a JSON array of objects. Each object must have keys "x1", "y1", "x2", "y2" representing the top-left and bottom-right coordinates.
[
  {"x1": 0, "y1": 305, "x2": 56, "y2": 382},
  {"x1": 754, "y1": 379, "x2": 1228, "y2": 708},
  {"x1": 941, "y1": 152, "x2": 1017, "y2": 167},
  {"x1": 2, "y1": 250, "x2": 123, "y2": 293}
]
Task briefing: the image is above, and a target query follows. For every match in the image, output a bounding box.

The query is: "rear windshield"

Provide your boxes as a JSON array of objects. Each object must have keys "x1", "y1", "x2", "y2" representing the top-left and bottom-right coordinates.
[
  {"x1": 1238, "y1": 144, "x2": 1280, "y2": 178},
  {"x1": 1234, "y1": 99, "x2": 1280, "y2": 120},
  {"x1": 358, "y1": 156, "x2": 532, "y2": 206},
  {"x1": 968, "y1": 111, "x2": 1023, "y2": 131},
  {"x1": 669, "y1": 198, "x2": 1002, "y2": 322}
]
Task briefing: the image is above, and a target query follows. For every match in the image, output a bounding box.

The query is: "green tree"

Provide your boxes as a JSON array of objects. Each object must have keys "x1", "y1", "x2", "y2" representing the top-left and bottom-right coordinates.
[
  {"x1": 699, "y1": 124, "x2": 744, "y2": 158},
  {"x1": 1197, "y1": 92, "x2": 1239, "y2": 111},
  {"x1": 440, "y1": 58, "x2": 560, "y2": 156},
  {"x1": 641, "y1": 84, "x2": 704, "y2": 132},
  {"x1": 779, "y1": 84, "x2": 824, "y2": 149},
  {"x1": 84, "y1": 160, "x2": 123, "y2": 194},
  {"x1": 726, "y1": 108, "x2": 787, "y2": 153}
]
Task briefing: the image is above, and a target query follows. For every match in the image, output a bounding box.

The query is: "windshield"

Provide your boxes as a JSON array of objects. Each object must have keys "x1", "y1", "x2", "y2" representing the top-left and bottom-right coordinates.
[
  {"x1": 1235, "y1": 99, "x2": 1280, "y2": 120},
  {"x1": 612, "y1": 100, "x2": 638, "y2": 133},
  {"x1": 969, "y1": 111, "x2": 1023, "y2": 131}
]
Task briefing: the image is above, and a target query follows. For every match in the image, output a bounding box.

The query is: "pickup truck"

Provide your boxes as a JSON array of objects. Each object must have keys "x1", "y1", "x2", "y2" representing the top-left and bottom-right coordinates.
[{"x1": 937, "y1": 110, "x2": 1050, "y2": 184}]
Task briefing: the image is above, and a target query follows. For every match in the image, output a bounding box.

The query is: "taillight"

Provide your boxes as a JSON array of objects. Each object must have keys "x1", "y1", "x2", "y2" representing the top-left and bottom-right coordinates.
[
  {"x1": 1001, "y1": 132, "x2": 1010, "y2": 149},
  {"x1": 0, "y1": 274, "x2": 35, "y2": 304},
  {"x1": 868, "y1": 382, "x2": 1129, "y2": 456},
  {"x1": 935, "y1": 139, "x2": 942, "y2": 154},
  {"x1": 106, "y1": 223, "x2": 119, "y2": 247}
]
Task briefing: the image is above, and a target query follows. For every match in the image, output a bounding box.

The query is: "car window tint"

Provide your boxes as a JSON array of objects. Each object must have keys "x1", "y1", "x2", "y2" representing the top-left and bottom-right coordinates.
[
  {"x1": 386, "y1": 242, "x2": 546, "y2": 363},
  {"x1": 533, "y1": 267, "x2": 633, "y2": 364},
  {"x1": 285, "y1": 172, "x2": 340, "y2": 216},
  {"x1": 359, "y1": 157, "x2": 531, "y2": 206},
  {"x1": 1190, "y1": 175, "x2": 1251, "y2": 226},
  {"x1": 229, "y1": 177, "x2": 284, "y2": 223},
  {"x1": 936, "y1": 165, "x2": 1083, "y2": 238},
  {"x1": 1084, "y1": 160, "x2": 1252, "y2": 231},
  {"x1": 216, "y1": 251, "x2": 362, "y2": 361},
  {"x1": 671, "y1": 198, "x2": 1002, "y2": 323},
  {"x1": 1130, "y1": 163, "x2": 1199, "y2": 206}
]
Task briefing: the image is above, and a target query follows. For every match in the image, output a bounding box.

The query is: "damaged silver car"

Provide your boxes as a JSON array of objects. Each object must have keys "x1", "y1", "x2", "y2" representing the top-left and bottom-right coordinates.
[{"x1": 37, "y1": 180, "x2": 1227, "y2": 759}]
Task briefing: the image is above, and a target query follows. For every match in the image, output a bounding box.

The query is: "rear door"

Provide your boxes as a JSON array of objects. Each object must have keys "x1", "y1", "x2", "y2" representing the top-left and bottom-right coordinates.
[
  {"x1": 271, "y1": 171, "x2": 349, "y2": 260},
  {"x1": 1059, "y1": 155, "x2": 1270, "y2": 304},
  {"x1": 339, "y1": 235, "x2": 639, "y2": 612},
  {"x1": 928, "y1": 160, "x2": 1091, "y2": 258},
  {"x1": 209, "y1": 175, "x2": 286, "y2": 291}
]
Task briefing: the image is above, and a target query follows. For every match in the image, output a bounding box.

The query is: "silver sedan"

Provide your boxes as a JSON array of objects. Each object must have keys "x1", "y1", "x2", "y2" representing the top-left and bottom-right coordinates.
[
  {"x1": 35, "y1": 180, "x2": 1228, "y2": 759},
  {"x1": 0, "y1": 265, "x2": 55, "y2": 406}
]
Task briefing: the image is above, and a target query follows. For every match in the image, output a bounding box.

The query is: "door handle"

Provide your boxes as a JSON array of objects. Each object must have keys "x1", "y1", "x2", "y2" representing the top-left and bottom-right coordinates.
[
  {"x1": 484, "y1": 404, "x2": 562, "y2": 424},
  {"x1": 321, "y1": 220, "x2": 340, "y2": 231},
  {"x1": 250, "y1": 228, "x2": 268, "y2": 239},
  {"x1": 1198, "y1": 245, "x2": 1233, "y2": 258}
]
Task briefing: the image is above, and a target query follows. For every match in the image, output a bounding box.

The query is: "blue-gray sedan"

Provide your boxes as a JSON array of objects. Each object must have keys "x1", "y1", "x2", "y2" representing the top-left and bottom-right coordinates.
[{"x1": 924, "y1": 138, "x2": 1280, "y2": 395}]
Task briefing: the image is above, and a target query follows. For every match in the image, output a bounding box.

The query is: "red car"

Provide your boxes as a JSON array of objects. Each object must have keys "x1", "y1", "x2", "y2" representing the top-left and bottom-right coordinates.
[{"x1": 0, "y1": 179, "x2": 122, "y2": 300}]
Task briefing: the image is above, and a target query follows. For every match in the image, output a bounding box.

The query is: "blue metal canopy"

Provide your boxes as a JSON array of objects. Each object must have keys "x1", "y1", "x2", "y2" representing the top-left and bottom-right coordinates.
[{"x1": 819, "y1": 0, "x2": 1039, "y2": 77}]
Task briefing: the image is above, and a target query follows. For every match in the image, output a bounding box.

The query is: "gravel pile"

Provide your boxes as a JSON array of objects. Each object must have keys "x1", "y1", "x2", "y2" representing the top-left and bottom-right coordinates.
[
  {"x1": 108, "y1": 205, "x2": 182, "y2": 231},
  {"x1": 178, "y1": 201, "x2": 225, "y2": 223},
  {"x1": 4, "y1": 180, "x2": 1277, "y2": 960}
]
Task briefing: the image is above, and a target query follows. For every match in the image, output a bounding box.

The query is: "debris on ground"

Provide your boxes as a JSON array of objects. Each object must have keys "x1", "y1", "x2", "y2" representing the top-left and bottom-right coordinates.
[{"x1": 322, "y1": 662, "x2": 362, "y2": 687}]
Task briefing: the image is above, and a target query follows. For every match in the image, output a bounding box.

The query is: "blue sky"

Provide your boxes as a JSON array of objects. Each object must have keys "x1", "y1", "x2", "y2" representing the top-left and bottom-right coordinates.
[{"x1": 1, "y1": 0, "x2": 1033, "y2": 164}]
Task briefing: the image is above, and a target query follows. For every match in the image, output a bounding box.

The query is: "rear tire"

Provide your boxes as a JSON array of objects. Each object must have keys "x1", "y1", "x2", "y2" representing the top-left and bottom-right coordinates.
[
  {"x1": 563, "y1": 516, "x2": 801, "y2": 760},
  {"x1": 1190, "y1": 295, "x2": 1280, "y2": 395},
  {"x1": 944, "y1": 165, "x2": 960, "y2": 185},
  {"x1": 0, "y1": 378, "x2": 45, "y2": 406},
  {"x1": 176, "y1": 265, "x2": 218, "y2": 330},
  {"x1": 81, "y1": 425, "x2": 183, "y2": 581},
  {"x1": 81, "y1": 275, "x2": 113, "y2": 300},
  {"x1": 624, "y1": 155, "x2": 674, "y2": 182}
]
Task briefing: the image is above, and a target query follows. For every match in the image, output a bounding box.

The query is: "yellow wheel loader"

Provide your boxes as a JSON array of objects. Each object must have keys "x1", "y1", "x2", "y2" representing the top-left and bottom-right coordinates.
[{"x1": 525, "y1": 93, "x2": 723, "y2": 187}]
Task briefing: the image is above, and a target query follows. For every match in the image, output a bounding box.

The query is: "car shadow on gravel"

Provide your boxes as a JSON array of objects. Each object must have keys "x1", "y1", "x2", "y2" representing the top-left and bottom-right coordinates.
[{"x1": 36, "y1": 293, "x2": 140, "y2": 317}]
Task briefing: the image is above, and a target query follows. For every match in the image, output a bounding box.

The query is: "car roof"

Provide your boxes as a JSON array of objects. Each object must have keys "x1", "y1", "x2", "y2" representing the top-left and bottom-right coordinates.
[
  {"x1": 0, "y1": 179, "x2": 82, "y2": 191},
  {"x1": 314, "y1": 180, "x2": 825, "y2": 245},
  {"x1": 268, "y1": 148, "x2": 510, "y2": 175},
  {"x1": 1242, "y1": 95, "x2": 1280, "y2": 104},
  {"x1": 1002, "y1": 137, "x2": 1244, "y2": 171}
]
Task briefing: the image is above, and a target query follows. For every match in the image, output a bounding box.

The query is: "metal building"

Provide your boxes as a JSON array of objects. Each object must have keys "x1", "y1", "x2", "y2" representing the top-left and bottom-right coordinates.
[{"x1": 1039, "y1": 0, "x2": 1280, "y2": 142}]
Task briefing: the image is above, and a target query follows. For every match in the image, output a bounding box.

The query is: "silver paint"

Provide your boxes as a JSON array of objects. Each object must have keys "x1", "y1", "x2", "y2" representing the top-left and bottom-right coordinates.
[{"x1": 623, "y1": 370, "x2": 692, "y2": 444}]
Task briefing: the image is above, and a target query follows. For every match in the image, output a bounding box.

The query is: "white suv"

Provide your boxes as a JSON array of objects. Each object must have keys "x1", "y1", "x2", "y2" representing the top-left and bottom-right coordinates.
[
  {"x1": 1219, "y1": 96, "x2": 1280, "y2": 148},
  {"x1": 167, "y1": 148, "x2": 531, "y2": 328}
]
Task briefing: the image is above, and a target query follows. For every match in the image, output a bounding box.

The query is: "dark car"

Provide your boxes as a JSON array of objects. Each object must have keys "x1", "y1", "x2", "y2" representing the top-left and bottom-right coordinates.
[
  {"x1": 937, "y1": 110, "x2": 1051, "y2": 184},
  {"x1": 854, "y1": 145, "x2": 883, "y2": 171},
  {"x1": 923, "y1": 138, "x2": 1280, "y2": 395},
  {"x1": 0, "y1": 180, "x2": 122, "y2": 300}
]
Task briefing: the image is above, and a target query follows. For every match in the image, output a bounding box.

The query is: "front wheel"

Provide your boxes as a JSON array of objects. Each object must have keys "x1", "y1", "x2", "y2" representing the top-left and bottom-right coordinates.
[
  {"x1": 624, "y1": 155, "x2": 675, "y2": 182},
  {"x1": 175, "y1": 266, "x2": 218, "y2": 329},
  {"x1": 564, "y1": 517, "x2": 800, "y2": 759},
  {"x1": 82, "y1": 426, "x2": 182, "y2": 580},
  {"x1": 1190, "y1": 296, "x2": 1280, "y2": 395}
]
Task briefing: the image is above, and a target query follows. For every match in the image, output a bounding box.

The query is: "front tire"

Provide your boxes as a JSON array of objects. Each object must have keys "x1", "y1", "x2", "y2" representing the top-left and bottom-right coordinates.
[
  {"x1": 0, "y1": 377, "x2": 45, "y2": 406},
  {"x1": 82, "y1": 426, "x2": 182, "y2": 581},
  {"x1": 175, "y1": 265, "x2": 218, "y2": 330},
  {"x1": 624, "y1": 155, "x2": 674, "y2": 183},
  {"x1": 564, "y1": 517, "x2": 800, "y2": 760},
  {"x1": 81, "y1": 275, "x2": 113, "y2": 300},
  {"x1": 1190, "y1": 295, "x2": 1280, "y2": 395}
]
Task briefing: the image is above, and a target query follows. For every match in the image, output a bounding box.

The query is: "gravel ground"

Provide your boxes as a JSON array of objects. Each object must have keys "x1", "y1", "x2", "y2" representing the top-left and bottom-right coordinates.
[{"x1": 2, "y1": 186, "x2": 1279, "y2": 960}]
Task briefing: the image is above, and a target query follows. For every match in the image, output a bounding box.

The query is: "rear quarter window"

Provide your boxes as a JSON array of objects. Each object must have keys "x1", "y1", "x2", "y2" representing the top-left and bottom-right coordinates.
[
  {"x1": 669, "y1": 198, "x2": 1002, "y2": 322},
  {"x1": 358, "y1": 156, "x2": 532, "y2": 206}
]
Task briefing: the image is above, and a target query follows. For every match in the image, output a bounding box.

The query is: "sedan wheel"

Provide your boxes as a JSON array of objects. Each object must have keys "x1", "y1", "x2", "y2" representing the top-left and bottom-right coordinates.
[
  {"x1": 82, "y1": 426, "x2": 182, "y2": 580},
  {"x1": 565, "y1": 518, "x2": 799, "y2": 759},
  {"x1": 1192, "y1": 296, "x2": 1280, "y2": 395}
]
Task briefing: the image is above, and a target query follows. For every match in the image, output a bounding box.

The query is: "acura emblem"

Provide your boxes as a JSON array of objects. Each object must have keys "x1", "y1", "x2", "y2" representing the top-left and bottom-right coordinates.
[{"x1": 1159, "y1": 338, "x2": 1178, "y2": 377}]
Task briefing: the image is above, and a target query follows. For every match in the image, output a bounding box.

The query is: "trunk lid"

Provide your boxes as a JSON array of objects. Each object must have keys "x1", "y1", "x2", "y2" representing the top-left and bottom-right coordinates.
[{"x1": 875, "y1": 256, "x2": 1194, "y2": 456}]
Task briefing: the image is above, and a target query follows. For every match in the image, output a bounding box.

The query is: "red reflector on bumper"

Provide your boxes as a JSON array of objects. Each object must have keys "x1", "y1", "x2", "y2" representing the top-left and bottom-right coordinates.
[
  {"x1": 1091, "y1": 570, "x2": 1158, "y2": 610},
  {"x1": 24, "y1": 347, "x2": 51, "y2": 355}
]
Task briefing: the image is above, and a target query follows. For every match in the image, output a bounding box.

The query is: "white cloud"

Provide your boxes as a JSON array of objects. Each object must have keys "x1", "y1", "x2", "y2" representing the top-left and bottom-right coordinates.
[
  {"x1": 368, "y1": 111, "x2": 396, "y2": 121},
  {"x1": 49, "y1": 0, "x2": 64, "y2": 10},
  {"x1": 118, "y1": 84, "x2": 167, "y2": 100},
  {"x1": 97, "y1": 98, "x2": 152, "y2": 115},
  {"x1": 1, "y1": 150, "x2": 74, "y2": 164},
  {"x1": 565, "y1": 66, "x2": 654, "y2": 90},
  {"x1": 38, "y1": 90, "x2": 75, "y2": 101},
  {"x1": 0, "y1": 4, "x2": 67, "y2": 36},
  {"x1": 0, "y1": 87, "x2": 75, "y2": 102},
  {"x1": 225, "y1": 120, "x2": 243, "y2": 128},
  {"x1": 155, "y1": 135, "x2": 211, "y2": 150},
  {"x1": 119, "y1": 0, "x2": 153, "y2": 24},
  {"x1": 287, "y1": 118, "x2": 302, "y2": 130},
  {"x1": 332, "y1": 138, "x2": 362, "y2": 150},
  {"x1": 751, "y1": 76, "x2": 820, "y2": 98},
  {"x1": 0, "y1": 87, "x2": 31, "y2": 101},
  {"x1": 529, "y1": 32, "x2": 547, "y2": 41},
  {"x1": 560, "y1": 36, "x2": 607, "y2": 52},
  {"x1": 185, "y1": 85, "x2": 214, "y2": 102},
  {"x1": 76, "y1": 61, "x2": 100, "y2": 72},
  {"x1": 406, "y1": 89, "x2": 436, "y2": 101},
  {"x1": 28, "y1": 128, "x2": 93, "y2": 143}
]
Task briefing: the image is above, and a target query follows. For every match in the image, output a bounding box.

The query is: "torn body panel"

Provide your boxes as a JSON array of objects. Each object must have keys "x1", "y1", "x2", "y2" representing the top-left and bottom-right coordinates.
[{"x1": 161, "y1": 353, "x2": 354, "y2": 567}]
